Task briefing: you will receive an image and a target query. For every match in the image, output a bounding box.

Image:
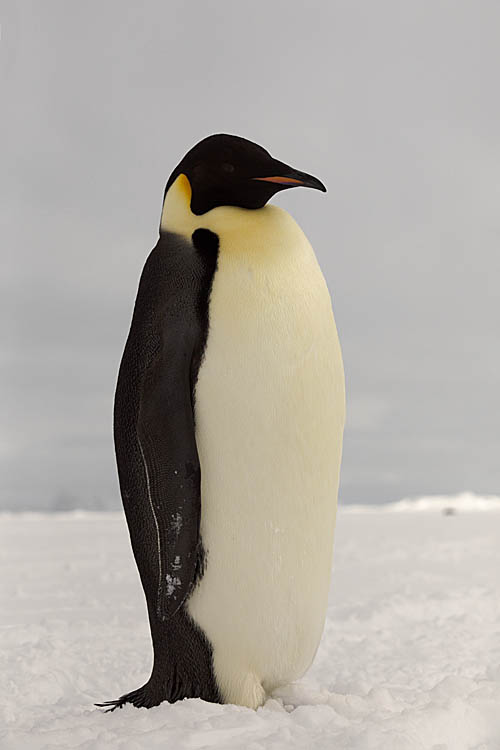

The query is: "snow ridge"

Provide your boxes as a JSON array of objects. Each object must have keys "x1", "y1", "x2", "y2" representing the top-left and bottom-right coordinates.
[{"x1": 342, "y1": 491, "x2": 500, "y2": 514}]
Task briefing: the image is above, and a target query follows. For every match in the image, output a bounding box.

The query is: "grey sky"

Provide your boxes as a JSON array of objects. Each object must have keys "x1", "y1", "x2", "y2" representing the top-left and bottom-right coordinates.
[{"x1": 2, "y1": 0, "x2": 499, "y2": 509}]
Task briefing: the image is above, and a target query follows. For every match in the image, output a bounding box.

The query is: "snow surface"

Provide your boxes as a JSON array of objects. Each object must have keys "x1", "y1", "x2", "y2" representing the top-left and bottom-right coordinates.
[{"x1": 1, "y1": 497, "x2": 500, "y2": 749}]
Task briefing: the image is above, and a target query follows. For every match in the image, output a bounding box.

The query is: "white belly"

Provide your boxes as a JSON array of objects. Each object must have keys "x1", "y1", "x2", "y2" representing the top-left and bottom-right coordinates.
[{"x1": 187, "y1": 208, "x2": 345, "y2": 708}]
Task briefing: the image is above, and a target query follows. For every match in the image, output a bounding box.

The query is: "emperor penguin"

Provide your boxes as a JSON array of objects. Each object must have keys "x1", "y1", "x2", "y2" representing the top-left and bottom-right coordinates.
[{"x1": 97, "y1": 134, "x2": 345, "y2": 711}]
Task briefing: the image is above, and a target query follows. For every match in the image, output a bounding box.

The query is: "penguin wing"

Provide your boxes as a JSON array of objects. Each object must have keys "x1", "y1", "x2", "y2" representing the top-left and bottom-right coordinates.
[
  {"x1": 115, "y1": 233, "x2": 216, "y2": 621},
  {"x1": 135, "y1": 338, "x2": 201, "y2": 621}
]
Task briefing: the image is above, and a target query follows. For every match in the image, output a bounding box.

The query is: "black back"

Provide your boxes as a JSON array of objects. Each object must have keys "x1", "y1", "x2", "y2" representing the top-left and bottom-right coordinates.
[{"x1": 108, "y1": 229, "x2": 221, "y2": 708}]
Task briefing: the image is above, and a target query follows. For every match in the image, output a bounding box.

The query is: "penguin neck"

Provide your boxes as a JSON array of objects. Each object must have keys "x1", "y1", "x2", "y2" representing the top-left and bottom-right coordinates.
[{"x1": 160, "y1": 174, "x2": 307, "y2": 261}]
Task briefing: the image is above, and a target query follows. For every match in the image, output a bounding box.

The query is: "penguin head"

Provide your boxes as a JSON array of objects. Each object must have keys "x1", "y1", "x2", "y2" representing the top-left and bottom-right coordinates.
[{"x1": 165, "y1": 134, "x2": 326, "y2": 216}]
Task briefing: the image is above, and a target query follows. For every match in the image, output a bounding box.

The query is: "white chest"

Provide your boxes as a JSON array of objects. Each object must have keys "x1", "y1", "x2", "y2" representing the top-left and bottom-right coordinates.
[{"x1": 187, "y1": 214, "x2": 345, "y2": 704}]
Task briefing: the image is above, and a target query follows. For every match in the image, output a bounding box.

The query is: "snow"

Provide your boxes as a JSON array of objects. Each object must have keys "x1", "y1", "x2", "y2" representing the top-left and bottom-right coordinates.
[
  {"x1": 345, "y1": 491, "x2": 500, "y2": 514},
  {"x1": 1, "y1": 500, "x2": 499, "y2": 749}
]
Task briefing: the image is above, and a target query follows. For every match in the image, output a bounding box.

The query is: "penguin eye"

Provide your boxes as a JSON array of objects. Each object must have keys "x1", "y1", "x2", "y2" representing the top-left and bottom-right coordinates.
[{"x1": 221, "y1": 162, "x2": 235, "y2": 174}]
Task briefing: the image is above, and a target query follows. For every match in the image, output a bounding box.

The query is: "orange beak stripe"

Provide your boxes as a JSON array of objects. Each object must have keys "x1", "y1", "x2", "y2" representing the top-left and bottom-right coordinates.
[{"x1": 252, "y1": 176, "x2": 305, "y2": 185}]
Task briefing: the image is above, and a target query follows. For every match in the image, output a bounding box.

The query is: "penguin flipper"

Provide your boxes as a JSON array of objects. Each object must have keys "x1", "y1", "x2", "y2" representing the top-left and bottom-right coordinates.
[
  {"x1": 136, "y1": 362, "x2": 202, "y2": 621},
  {"x1": 113, "y1": 235, "x2": 207, "y2": 622}
]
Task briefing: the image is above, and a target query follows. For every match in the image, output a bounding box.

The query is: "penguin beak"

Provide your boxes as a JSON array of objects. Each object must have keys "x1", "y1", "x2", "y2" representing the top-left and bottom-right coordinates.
[{"x1": 253, "y1": 162, "x2": 326, "y2": 192}]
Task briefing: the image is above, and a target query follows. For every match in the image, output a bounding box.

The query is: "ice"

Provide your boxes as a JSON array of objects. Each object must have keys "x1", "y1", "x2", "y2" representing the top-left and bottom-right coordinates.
[{"x1": 1, "y1": 505, "x2": 499, "y2": 749}]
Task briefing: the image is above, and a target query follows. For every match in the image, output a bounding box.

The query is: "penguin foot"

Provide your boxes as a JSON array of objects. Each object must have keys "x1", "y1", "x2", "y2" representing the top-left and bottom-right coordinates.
[{"x1": 95, "y1": 683, "x2": 159, "y2": 712}]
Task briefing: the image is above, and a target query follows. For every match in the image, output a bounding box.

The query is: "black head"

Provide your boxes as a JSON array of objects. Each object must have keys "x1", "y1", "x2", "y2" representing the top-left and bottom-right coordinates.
[{"x1": 164, "y1": 134, "x2": 326, "y2": 216}]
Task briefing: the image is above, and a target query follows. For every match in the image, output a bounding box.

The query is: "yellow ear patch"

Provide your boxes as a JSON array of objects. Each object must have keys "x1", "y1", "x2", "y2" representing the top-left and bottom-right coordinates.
[
  {"x1": 160, "y1": 173, "x2": 197, "y2": 234},
  {"x1": 177, "y1": 173, "x2": 192, "y2": 204}
]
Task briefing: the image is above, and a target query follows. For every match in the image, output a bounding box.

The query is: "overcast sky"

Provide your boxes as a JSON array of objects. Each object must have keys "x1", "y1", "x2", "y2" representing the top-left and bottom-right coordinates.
[{"x1": 2, "y1": 0, "x2": 499, "y2": 509}]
